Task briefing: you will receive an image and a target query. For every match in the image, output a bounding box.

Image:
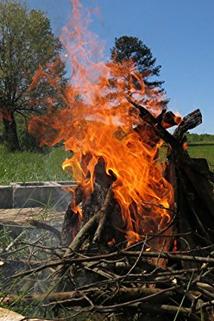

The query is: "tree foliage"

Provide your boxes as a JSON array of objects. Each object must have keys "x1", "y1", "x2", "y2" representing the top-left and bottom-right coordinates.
[
  {"x1": 111, "y1": 36, "x2": 167, "y2": 104},
  {"x1": 0, "y1": 0, "x2": 67, "y2": 150},
  {"x1": 187, "y1": 133, "x2": 214, "y2": 143}
]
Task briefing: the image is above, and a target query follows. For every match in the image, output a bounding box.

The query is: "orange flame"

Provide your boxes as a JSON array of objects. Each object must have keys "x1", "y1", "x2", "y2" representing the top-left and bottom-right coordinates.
[{"x1": 29, "y1": 0, "x2": 174, "y2": 247}]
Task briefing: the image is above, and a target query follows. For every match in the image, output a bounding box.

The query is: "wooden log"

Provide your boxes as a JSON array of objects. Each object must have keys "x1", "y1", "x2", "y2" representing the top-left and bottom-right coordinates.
[
  {"x1": 0, "y1": 287, "x2": 175, "y2": 306},
  {"x1": 173, "y1": 109, "x2": 202, "y2": 142},
  {"x1": 64, "y1": 186, "x2": 113, "y2": 256},
  {"x1": 128, "y1": 98, "x2": 214, "y2": 247},
  {"x1": 127, "y1": 97, "x2": 184, "y2": 151}
]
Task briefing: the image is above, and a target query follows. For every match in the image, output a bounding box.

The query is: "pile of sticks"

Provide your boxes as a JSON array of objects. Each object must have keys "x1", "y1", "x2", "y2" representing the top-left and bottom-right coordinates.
[
  {"x1": 1, "y1": 102, "x2": 214, "y2": 321},
  {"x1": 3, "y1": 240, "x2": 214, "y2": 321}
]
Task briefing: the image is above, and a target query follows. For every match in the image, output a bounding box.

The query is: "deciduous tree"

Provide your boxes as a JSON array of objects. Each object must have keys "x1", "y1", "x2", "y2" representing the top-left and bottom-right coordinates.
[{"x1": 0, "y1": 0, "x2": 66, "y2": 150}]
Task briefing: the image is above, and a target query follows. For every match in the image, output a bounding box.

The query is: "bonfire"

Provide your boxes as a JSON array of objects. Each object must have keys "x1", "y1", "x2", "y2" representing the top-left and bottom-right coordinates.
[{"x1": 2, "y1": 1, "x2": 214, "y2": 320}]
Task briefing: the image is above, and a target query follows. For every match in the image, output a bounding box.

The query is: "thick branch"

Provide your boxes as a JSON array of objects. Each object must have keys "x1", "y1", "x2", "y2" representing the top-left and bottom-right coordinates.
[{"x1": 173, "y1": 109, "x2": 202, "y2": 142}]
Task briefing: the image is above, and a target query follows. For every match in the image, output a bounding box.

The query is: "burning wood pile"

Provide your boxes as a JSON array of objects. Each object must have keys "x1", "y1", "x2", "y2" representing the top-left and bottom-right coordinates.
[
  {"x1": 3, "y1": 1, "x2": 213, "y2": 320},
  {"x1": 3, "y1": 105, "x2": 214, "y2": 321},
  {"x1": 50, "y1": 104, "x2": 213, "y2": 321}
]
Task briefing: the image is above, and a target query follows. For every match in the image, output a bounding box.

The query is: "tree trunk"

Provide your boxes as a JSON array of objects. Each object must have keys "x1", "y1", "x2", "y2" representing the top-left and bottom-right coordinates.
[{"x1": 3, "y1": 112, "x2": 20, "y2": 151}]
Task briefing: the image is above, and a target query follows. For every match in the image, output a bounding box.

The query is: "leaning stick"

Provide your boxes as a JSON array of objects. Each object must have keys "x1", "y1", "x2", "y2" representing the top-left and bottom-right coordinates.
[
  {"x1": 64, "y1": 213, "x2": 99, "y2": 255},
  {"x1": 93, "y1": 187, "x2": 113, "y2": 243},
  {"x1": 64, "y1": 186, "x2": 113, "y2": 256},
  {"x1": 127, "y1": 97, "x2": 182, "y2": 151},
  {"x1": 0, "y1": 286, "x2": 175, "y2": 306}
]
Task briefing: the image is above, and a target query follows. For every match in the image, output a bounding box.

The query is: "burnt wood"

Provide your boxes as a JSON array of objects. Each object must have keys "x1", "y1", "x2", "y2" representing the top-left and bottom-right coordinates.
[{"x1": 128, "y1": 99, "x2": 214, "y2": 252}]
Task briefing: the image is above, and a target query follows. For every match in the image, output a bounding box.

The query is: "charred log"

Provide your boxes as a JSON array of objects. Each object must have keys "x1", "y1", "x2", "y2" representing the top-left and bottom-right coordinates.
[{"x1": 128, "y1": 99, "x2": 214, "y2": 251}]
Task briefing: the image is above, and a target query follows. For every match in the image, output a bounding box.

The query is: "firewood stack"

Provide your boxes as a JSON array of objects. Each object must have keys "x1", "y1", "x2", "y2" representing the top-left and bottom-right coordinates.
[
  {"x1": 53, "y1": 102, "x2": 214, "y2": 320},
  {"x1": 2, "y1": 103, "x2": 213, "y2": 321}
]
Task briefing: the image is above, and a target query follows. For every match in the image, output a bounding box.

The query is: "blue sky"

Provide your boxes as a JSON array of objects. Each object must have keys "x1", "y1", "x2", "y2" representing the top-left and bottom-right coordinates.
[{"x1": 28, "y1": 0, "x2": 214, "y2": 134}]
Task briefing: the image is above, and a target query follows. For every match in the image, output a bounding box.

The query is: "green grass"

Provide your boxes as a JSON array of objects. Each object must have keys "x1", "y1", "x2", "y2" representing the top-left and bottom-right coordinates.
[
  {"x1": 160, "y1": 144, "x2": 214, "y2": 170},
  {"x1": 0, "y1": 144, "x2": 71, "y2": 184},
  {"x1": 0, "y1": 143, "x2": 213, "y2": 185},
  {"x1": 188, "y1": 144, "x2": 214, "y2": 169}
]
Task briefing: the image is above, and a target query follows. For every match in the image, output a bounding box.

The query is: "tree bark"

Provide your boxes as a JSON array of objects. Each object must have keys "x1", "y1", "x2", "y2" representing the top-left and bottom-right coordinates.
[{"x1": 3, "y1": 111, "x2": 20, "y2": 151}]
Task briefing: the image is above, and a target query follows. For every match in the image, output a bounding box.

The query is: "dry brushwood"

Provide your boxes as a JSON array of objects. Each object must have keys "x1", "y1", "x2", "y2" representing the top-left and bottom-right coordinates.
[
  {"x1": 39, "y1": 100, "x2": 213, "y2": 320},
  {"x1": 2, "y1": 241, "x2": 214, "y2": 321}
]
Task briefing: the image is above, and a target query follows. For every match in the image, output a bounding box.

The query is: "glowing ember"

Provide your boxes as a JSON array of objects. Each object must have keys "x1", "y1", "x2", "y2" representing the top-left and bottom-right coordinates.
[{"x1": 29, "y1": 0, "x2": 175, "y2": 246}]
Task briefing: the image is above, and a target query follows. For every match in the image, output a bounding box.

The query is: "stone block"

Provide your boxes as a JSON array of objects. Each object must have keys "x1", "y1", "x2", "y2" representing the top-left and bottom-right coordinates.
[
  {"x1": 13, "y1": 181, "x2": 76, "y2": 211},
  {"x1": 0, "y1": 186, "x2": 13, "y2": 209}
]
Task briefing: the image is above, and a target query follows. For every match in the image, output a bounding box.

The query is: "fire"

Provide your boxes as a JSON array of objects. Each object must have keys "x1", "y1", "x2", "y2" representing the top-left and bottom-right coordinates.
[{"x1": 29, "y1": 0, "x2": 174, "y2": 246}]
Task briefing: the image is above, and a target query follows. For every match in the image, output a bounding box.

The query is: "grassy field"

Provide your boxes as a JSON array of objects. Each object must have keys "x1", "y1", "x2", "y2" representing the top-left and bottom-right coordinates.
[
  {"x1": 0, "y1": 144, "x2": 71, "y2": 184},
  {"x1": 188, "y1": 144, "x2": 214, "y2": 169},
  {"x1": 0, "y1": 143, "x2": 213, "y2": 184}
]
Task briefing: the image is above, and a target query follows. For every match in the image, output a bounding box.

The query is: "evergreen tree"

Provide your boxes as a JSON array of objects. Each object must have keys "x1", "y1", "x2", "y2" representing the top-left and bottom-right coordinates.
[{"x1": 111, "y1": 36, "x2": 167, "y2": 107}]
